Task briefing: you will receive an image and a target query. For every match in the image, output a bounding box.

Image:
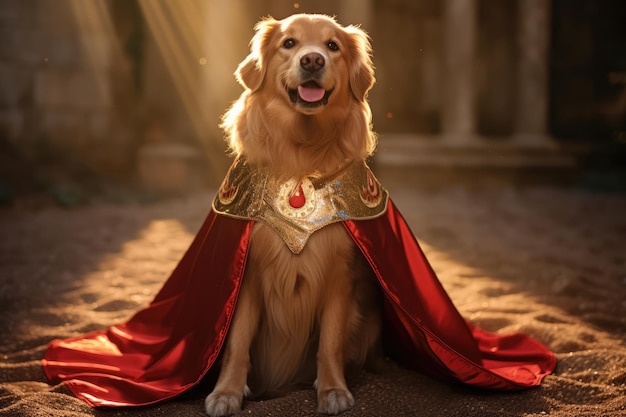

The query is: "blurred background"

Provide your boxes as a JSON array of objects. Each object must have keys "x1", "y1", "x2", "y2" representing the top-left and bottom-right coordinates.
[{"x1": 0, "y1": 0, "x2": 624, "y2": 206}]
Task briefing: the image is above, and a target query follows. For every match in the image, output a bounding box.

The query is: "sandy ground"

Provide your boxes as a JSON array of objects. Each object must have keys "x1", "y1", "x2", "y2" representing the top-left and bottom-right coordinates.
[{"x1": 1, "y1": 178, "x2": 625, "y2": 416}]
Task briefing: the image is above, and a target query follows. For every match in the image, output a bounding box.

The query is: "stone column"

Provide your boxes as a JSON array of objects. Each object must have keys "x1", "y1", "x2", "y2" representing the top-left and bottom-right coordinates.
[
  {"x1": 514, "y1": 0, "x2": 553, "y2": 144},
  {"x1": 442, "y1": 0, "x2": 477, "y2": 141}
]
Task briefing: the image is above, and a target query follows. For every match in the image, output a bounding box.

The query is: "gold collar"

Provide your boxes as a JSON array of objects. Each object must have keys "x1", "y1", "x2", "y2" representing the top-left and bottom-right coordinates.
[{"x1": 212, "y1": 158, "x2": 389, "y2": 254}]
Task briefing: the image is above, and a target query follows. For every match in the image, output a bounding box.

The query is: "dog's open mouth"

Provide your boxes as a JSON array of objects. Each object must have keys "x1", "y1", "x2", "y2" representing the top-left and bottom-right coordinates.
[{"x1": 287, "y1": 81, "x2": 333, "y2": 107}]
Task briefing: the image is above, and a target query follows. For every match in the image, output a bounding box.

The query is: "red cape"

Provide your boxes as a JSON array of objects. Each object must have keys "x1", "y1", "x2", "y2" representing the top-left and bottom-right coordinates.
[{"x1": 42, "y1": 199, "x2": 556, "y2": 407}]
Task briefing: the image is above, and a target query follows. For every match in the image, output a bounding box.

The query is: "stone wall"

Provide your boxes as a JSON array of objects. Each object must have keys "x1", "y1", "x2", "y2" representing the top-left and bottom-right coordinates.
[
  {"x1": 0, "y1": 0, "x2": 137, "y2": 180},
  {"x1": 0, "y1": 0, "x2": 622, "y2": 196}
]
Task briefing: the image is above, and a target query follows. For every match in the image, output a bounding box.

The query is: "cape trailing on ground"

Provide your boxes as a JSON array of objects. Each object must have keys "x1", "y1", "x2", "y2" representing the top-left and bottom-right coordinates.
[{"x1": 42, "y1": 159, "x2": 556, "y2": 407}]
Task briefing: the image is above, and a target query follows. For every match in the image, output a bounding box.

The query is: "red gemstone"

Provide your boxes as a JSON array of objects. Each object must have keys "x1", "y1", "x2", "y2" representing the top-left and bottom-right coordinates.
[{"x1": 289, "y1": 184, "x2": 306, "y2": 208}]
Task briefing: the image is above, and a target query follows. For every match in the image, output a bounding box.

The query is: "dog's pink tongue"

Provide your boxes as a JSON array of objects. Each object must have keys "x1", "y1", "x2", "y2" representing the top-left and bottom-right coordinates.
[{"x1": 297, "y1": 85, "x2": 325, "y2": 102}]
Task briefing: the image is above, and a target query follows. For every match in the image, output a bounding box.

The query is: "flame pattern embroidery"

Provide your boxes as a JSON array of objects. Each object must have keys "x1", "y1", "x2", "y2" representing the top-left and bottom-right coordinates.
[
  {"x1": 360, "y1": 168, "x2": 382, "y2": 208},
  {"x1": 218, "y1": 171, "x2": 238, "y2": 205}
]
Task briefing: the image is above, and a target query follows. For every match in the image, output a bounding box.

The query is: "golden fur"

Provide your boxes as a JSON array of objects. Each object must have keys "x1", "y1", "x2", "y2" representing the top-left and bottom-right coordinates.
[{"x1": 205, "y1": 14, "x2": 382, "y2": 416}]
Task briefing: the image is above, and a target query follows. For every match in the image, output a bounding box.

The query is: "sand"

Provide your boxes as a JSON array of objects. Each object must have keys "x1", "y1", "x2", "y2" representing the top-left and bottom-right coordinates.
[{"x1": 1, "y1": 182, "x2": 625, "y2": 416}]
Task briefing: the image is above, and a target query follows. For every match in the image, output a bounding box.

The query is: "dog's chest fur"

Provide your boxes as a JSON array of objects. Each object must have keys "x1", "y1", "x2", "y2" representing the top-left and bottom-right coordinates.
[{"x1": 245, "y1": 222, "x2": 356, "y2": 393}]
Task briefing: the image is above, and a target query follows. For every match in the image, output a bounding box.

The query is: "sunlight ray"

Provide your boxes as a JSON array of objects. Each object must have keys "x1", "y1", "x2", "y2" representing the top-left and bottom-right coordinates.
[
  {"x1": 137, "y1": 0, "x2": 232, "y2": 175},
  {"x1": 68, "y1": 0, "x2": 123, "y2": 104}
]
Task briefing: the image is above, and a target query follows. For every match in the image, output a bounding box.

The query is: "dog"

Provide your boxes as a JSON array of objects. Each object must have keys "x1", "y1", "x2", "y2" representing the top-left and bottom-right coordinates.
[{"x1": 205, "y1": 14, "x2": 382, "y2": 416}]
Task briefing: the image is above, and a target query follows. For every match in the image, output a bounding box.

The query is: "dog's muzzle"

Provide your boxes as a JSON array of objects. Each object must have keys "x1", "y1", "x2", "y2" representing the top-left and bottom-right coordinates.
[{"x1": 286, "y1": 52, "x2": 333, "y2": 108}]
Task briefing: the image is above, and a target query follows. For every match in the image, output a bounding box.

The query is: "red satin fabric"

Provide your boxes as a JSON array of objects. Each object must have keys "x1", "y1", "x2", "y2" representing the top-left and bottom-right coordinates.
[
  {"x1": 42, "y1": 199, "x2": 555, "y2": 407},
  {"x1": 43, "y1": 211, "x2": 254, "y2": 406},
  {"x1": 343, "y1": 201, "x2": 556, "y2": 389}
]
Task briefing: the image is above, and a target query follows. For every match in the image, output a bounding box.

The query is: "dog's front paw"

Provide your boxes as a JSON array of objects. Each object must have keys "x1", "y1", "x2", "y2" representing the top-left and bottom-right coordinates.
[
  {"x1": 317, "y1": 388, "x2": 355, "y2": 415},
  {"x1": 205, "y1": 391, "x2": 243, "y2": 417}
]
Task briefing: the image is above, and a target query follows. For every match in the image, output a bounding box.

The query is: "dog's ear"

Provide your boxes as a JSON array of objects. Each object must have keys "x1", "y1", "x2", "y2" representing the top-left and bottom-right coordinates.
[
  {"x1": 342, "y1": 25, "x2": 375, "y2": 102},
  {"x1": 235, "y1": 17, "x2": 281, "y2": 92}
]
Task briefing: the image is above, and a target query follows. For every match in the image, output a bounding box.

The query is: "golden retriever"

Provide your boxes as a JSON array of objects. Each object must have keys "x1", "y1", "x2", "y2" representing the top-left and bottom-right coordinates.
[{"x1": 205, "y1": 14, "x2": 382, "y2": 416}]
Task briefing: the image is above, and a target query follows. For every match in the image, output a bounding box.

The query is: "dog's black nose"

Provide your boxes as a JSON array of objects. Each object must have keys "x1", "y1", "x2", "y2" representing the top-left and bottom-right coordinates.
[{"x1": 300, "y1": 52, "x2": 325, "y2": 72}]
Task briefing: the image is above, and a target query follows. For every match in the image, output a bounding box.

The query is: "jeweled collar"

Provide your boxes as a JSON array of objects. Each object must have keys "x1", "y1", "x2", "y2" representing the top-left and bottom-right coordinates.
[{"x1": 212, "y1": 157, "x2": 388, "y2": 254}]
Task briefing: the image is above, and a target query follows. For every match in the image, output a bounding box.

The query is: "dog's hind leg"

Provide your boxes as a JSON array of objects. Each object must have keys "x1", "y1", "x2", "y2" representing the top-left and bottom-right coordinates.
[{"x1": 205, "y1": 279, "x2": 259, "y2": 417}]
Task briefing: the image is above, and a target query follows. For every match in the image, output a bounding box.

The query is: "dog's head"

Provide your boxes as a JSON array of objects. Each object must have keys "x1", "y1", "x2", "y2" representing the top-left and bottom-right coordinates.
[{"x1": 235, "y1": 14, "x2": 375, "y2": 115}]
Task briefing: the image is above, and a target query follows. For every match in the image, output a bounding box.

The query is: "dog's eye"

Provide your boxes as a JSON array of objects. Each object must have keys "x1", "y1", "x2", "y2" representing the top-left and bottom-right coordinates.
[
  {"x1": 326, "y1": 41, "x2": 339, "y2": 51},
  {"x1": 283, "y1": 38, "x2": 296, "y2": 49}
]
